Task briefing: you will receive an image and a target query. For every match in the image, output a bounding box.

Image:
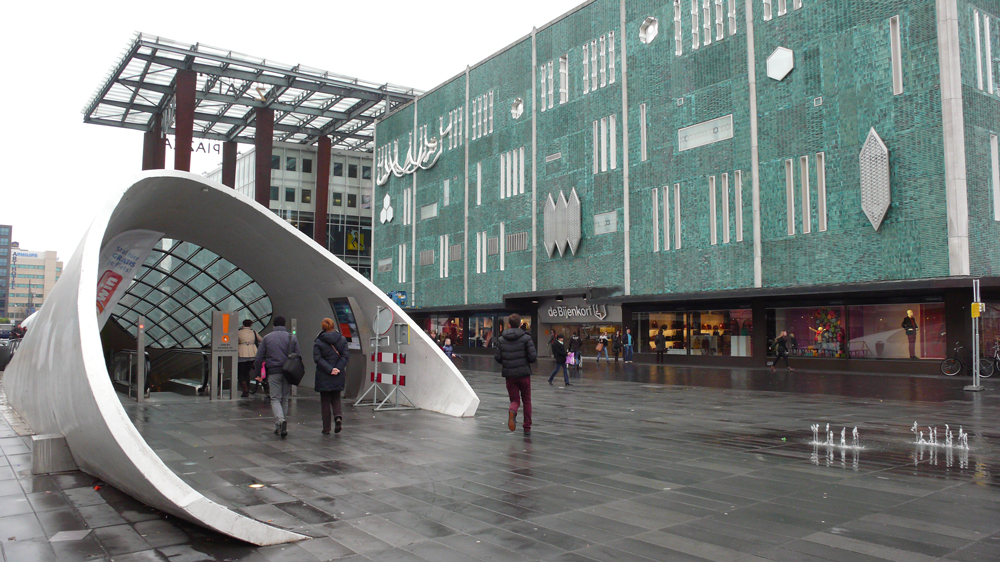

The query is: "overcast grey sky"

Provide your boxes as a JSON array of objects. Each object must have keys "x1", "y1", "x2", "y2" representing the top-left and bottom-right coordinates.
[{"x1": 0, "y1": 0, "x2": 584, "y2": 260}]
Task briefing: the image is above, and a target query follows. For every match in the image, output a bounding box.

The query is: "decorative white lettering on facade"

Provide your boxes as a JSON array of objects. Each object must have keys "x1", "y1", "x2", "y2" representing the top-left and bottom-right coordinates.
[{"x1": 547, "y1": 304, "x2": 609, "y2": 320}]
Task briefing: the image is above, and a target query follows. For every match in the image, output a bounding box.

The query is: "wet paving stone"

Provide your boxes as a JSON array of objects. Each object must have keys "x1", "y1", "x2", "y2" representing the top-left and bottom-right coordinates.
[{"x1": 1, "y1": 358, "x2": 999, "y2": 561}]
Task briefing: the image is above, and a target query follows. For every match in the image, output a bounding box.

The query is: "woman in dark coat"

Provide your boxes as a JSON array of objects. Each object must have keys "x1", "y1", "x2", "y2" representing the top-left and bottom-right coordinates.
[{"x1": 314, "y1": 318, "x2": 349, "y2": 434}]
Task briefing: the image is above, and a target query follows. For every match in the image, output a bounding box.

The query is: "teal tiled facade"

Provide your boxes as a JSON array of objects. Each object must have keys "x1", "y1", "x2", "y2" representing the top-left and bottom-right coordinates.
[{"x1": 373, "y1": 0, "x2": 999, "y2": 318}]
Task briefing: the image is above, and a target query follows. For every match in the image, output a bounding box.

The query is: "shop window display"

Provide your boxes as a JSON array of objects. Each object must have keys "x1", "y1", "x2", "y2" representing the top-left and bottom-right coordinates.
[
  {"x1": 469, "y1": 315, "x2": 496, "y2": 348},
  {"x1": 771, "y1": 307, "x2": 846, "y2": 358},
  {"x1": 422, "y1": 316, "x2": 465, "y2": 347},
  {"x1": 634, "y1": 310, "x2": 751, "y2": 356},
  {"x1": 846, "y1": 303, "x2": 946, "y2": 359},
  {"x1": 635, "y1": 312, "x2": 687, "y2": 354},
  {"x1": 545, "y1": 323, "x2": 614, "y2": 357}
]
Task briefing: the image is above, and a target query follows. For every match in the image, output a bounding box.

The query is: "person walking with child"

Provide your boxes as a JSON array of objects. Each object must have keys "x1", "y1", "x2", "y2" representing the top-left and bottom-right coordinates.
[
  {"x1": 548, "y1": 334, "x2": 571, "y2": 386},
  {"x1": 495, "y1": 314, "x2": 537, "y2": 436}
]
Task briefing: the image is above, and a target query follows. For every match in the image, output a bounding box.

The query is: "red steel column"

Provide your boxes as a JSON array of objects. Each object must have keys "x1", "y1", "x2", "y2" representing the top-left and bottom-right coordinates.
[
  {"x1": 254, "y1": 108, "x2": 274, "y2": 206},
  {"x1": 142, "y1": 116, "x2": 166, "y2": 170},
  {"x1": 173, "y1": 70, "x2": 197, "y2": 172},
  {"x1": 314, "y1": 136, "x2": 331, "y2": 246},
  {"x1": 222, "y1": 141, "x2": 238, "y2": 188}
]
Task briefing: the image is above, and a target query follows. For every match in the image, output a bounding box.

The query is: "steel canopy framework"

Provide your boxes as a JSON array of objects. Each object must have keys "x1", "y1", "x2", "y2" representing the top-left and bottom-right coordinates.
[{"x1": 83, "y1": 33, "x2": 419, "y2": 151}]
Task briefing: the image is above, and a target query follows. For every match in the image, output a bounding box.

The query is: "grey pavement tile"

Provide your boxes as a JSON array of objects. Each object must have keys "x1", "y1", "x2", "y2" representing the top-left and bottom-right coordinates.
[
  {"x1": 296, "y1": 537, "x2": 357, "y2": 561},
  {"x1": 92, "y1": 524, "x2": 152, "y2": 556},
  {"x1": 0, "y1": 513, "x2": 45, "y2": 542},
  {"x1": 317, "y1": 521, "x2": 394, "y2": 554},
  {"x1": 0, "y1": 539, "x2": 58, "y2": 562}
]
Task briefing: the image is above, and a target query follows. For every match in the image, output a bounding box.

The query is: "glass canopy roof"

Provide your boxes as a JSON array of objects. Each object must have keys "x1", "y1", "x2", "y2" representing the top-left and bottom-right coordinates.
[
  {"x1": 110, "y1": 238, "x2": 272, "y2": 349},
  {"x1": 83, "y1": 33, "x2": 419, "y2": 151}
]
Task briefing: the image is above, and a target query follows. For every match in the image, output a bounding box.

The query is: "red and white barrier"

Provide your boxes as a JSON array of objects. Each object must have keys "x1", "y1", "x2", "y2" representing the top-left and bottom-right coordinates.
[
  {"x1": 370, "y1": 372, "x2": 406, "y2": 386},
  {"x1": 370, "y1": 352, "x2": 406, "y2": 364}
]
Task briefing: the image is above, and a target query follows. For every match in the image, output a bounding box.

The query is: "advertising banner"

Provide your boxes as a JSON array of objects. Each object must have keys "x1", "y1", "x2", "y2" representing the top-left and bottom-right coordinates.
[{"x1": 96, "y1": 230, "x2": 164, "y2": 329}]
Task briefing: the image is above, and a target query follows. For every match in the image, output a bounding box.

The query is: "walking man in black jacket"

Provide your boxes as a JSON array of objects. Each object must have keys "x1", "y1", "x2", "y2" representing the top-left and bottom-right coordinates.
[{"x1": 495, "y1": 314, "x2": 537, "y2": 436}]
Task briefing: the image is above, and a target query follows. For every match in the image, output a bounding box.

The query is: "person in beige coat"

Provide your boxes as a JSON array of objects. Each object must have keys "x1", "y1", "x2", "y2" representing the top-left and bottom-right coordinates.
[{"x1": 237, "y1": 320, "x2": 261, "y2": 397}]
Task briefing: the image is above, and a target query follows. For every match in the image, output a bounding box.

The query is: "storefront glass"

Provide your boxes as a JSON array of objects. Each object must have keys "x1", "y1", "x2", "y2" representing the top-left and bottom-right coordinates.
[
  {"x1": 468, "y1": 314, "x2": 496, "y2": 348},
  {"x1": 634, "y1": 310, "x2": 752, "y2": 356},
  {"x1": 771, "y1": 307, "x2": 846, "y2": 358},
  {"x1": 983, "y1": 303, "x2": 1000, "y2": 358},
  {"x1": 690, "y1": 310, "x2": 753, "y2": 357},
  {"x1": 845, "y1": 303, "x2": 946, "y2": 359},
  {"x1": 422, "y1": 315, "x2": 465, "y2": 346},
  {"x1": 545, "y1": 323, "x2": 615, "y2": 357}
]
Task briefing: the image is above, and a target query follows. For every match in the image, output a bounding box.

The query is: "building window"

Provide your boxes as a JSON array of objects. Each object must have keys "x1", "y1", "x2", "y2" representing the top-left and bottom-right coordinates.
[
  {"x1": 348, "y1": 164, "x2": 358, "y2": 178},
  {"x1": 347, "y1": 194, "x2": 357, "y2": 208},
  {"x1": 362, "y1": 165, "x2": 372, "y2": 180},
  {"x1": 559, "y1": 54, "x2": 569, "y2": 103},
  {"x1": 662, "y1": 185, "x2": 671, "y2": 250},
  {"x1": 332, "y1": 192, "x2": 343, "y2": 207},
  {"x1": 610, "y1": 114, "x2": 617, "y2": 170},
  {"x1": 735, "y1": 170, "x2": 744, "y2": 241},
  {"x1": 302, "y1": 159, "x2": 313, "y2": 174},
  {"x1": 770, "y1": 307, "x2": 844, "y2": 358},
  {"x1": 333, "y1": 162, "x2": 344, "y2": 177},
  {"x1": 599, "y1": 35, "x2": 607, "y2": 88},
  {"x1": 540, "y1": 64, "x2": 547, "y2": 112},
  {"x1": 846, "y1": 303, "x2": 946, "y2": 359},
  {"x1": 285, "y1": 188, "x2": 295, "y2": 203},
  {"x1": 800, "y1": 155, "x2": 811, "y2": 234},
  {"x1": 592, "y1": 121, "x2": 599, "y2": 174},
  {"x1": 443, "y1": 179, "x2": 450, "y2": 207},
  {"x1": 763, "y1": 0, "x2": 772, "y2": 21},
  {"x1": 286, "y1": 156, "x2": 296, "y2": 171},
  {"x1": 582, "y1": 44, "x2": 589, "y2": 93},
  {"x1": 703, "y1": 0, "x2": 712, "y2": 46},
  {"x1": 640, "y1": 103, "x2": 648, "y2": 161},
  {"x1": 674, "y1": 183, "x2": 682, "y2": 249},
  {"x1": 890, "y1": 15, "x2": 904, "y2": 95},
  {"x1": 709, "y1": 176, "x2": 718, "y2": 245},
  {"x1": 270, "y1": 155, "x2": 280, "y2": 170},
  {"x1": 652, "y1": 189, "x2": 660, "y2": 252},
  {"x1": 692, "y1": 0, "x2": 700, "y2": 49},
  {"x1": 992, "y1": 135, "x2": 1000, "y2": 222},
  {"x1": 302, "y1": 189, "x2": 312, "y2": 204},
  {"x1": 785, "y1": 159, "x2": 795, "y2": 235},
  {"x1": 609, "y1": 31, "x2": 616, "y2": 84},
  {"x1": 722, "y1": 173, "x2": 730, "y2": 244},
  {"x1": 636, "y1": 310, "x2": 753, "y2": 356},
  {"x1": 547, "y1": 62, "x2": 554, "y2": 108},
  {"x1": 675, "y1": 0, "x2": 684, "y2": 56},
  {"x1": 420, "y1": 202, "x2": 438, "y2": 220}
]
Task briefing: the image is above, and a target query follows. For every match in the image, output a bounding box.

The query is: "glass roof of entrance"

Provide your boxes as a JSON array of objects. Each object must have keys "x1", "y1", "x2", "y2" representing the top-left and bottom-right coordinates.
[{"x1": 109, "y1": 238, "x2": 272, "y2": 348}]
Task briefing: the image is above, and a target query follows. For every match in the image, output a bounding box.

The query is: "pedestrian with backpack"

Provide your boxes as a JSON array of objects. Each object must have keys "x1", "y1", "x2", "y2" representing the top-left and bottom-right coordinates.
[{"x1": 253, "y1": 316, "x2": 301, "y2": 438}]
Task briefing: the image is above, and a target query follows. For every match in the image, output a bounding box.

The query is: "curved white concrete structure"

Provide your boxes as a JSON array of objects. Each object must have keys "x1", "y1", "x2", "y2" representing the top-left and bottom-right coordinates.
[{"x1": 3, "y1": 171, "x2": 479, "y2": 545}]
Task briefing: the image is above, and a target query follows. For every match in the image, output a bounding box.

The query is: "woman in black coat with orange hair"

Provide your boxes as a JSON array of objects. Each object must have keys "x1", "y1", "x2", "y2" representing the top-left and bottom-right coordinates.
[{"x1": 314, "y1": 318, "x2": 349, "y2": 434}]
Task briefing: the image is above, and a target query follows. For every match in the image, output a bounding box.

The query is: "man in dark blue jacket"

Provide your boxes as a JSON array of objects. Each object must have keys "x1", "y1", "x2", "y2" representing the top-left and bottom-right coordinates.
[
  {"x1": 495, "y1": 314, "x2": 537, "y2": 435},
  {"x1": 254, "y1": 316, "x2": 300, "y2": 438}
]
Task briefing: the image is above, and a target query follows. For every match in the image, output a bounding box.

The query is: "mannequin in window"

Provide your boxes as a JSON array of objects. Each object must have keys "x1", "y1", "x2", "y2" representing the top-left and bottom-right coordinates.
[{"x1": 901, "y1": 310, "x2": 918, "y2": 359}]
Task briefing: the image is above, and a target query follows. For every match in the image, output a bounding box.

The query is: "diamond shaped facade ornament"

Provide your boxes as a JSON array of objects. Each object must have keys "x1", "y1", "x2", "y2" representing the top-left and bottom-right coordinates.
[
  {"x1": 859, "y1": 128, "x2": 891, "y2": 231},
  {"x1": 543, "y1": 189, "x2": 583, "y2": 258},
  {"x1": 766, "y1": 47, "x2": 794, "y2": 81},
  {"x1": 379, "y1": 193, "x2": 394, "y2": 224}
]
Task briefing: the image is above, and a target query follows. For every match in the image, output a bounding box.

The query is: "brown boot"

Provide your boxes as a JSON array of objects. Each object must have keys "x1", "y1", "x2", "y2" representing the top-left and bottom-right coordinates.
[{"x1": 240, "y1": 382, "x2": 249, "y2": 397}]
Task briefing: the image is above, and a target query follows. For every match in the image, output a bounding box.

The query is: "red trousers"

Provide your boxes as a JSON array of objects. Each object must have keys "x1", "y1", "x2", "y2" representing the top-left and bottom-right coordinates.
[{"x1": 505, "y1": 376, "x2": 532, "y2": 431}]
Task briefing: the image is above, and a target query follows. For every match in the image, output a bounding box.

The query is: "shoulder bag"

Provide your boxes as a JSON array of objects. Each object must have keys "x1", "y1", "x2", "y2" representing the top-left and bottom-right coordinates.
[{"x1": 281, "y1": 331, "x2": 305, "y2": 385}]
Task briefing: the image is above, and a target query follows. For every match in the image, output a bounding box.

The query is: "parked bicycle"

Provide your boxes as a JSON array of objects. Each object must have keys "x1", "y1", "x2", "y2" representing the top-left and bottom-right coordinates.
[
  {"x1": 940, "y1": 342, "x2": 995, "y2": 377},
  {"x1": 979, "y1": 339, "x2": 999, "y2": 378}
]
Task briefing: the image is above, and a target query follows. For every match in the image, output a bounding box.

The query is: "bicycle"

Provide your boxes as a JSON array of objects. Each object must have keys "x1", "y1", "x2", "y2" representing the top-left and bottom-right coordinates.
[
  {"x1": 940, "y1": 342, "x2": 995, "y2": 377},
  {"x1": 980, "y1": 340, "x2": 999, "y2": 378}
]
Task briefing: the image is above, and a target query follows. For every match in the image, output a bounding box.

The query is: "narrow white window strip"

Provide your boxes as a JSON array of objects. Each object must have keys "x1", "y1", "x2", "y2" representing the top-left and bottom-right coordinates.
[
  {"x1": 763, "y1": 0, "x2": 772, "y2": 21},
  {"x1": 709, "y1": 176, "x2": 718, "y2": 245},
  {"x1": 478, "y1": 232, "x2": 484, "y2": 273},
  {"x1": 559, "y1": 54, "x2": 569, "y2": 103},
  {"x1": 519, "y1": 147, "x2": 525, "y2": 194},
  {"x1": 591, "y1": 39, "x2": 598, "y2": 87},
  {"x1": 439, "y1": 236, "x2": 444, "y2": 278},
  {"x1": 548, "y1": 62, "x2": 554, "y2": 108},
  {"x1": 735, "y1": 170, "x2": 744, "y2": 241},
  {"x1": 728, "y1": 0, "x2": 737, "y2": 35},
  {"x1": 444, "y1": 179, "x2": 450, "y2": 207},
  {"x1": 816, "y1": 153, "x2": 827, "y2": 232},
  {"x1": 716, "y1": 0, "x2": 724, "y2": 40},
  {"x1": 593, "y1": 120, "x2": 599, "y2": 174},
  {"x1": 477, "y1": 97, "x2": 482, "y2": 137},
  {"x1": 692, "y1": 0, "x2": 700, "y2": 49},
  {"x1": 489, "y1": 91, "x2": 494, "y2": 133},
  {"x1": 976, "y1": 11, "x2": 984, "y2": 91},
  {"x1": 777, "y1": 0, "x2": 786, "y2": 16},
  {"x1": 600, "y1": 117, "x2": 608, "y2": 172},
  {"x1": 600, "y1": 35, "x2": 607, "y2": 87},
  {"x1": 652, "y1": 189, "x2": 660, "y2": 252},
  {"x1": 448, "y1": 112, "x2": 453, "y2": 150},
  {"x1": 800, "y1": 155, "x2": 811, "y2": 234},
  {"x1": 510, "y1": 150, "x2": 518, "y2": 198},
  {"x1": 610, "y1": 114, "x2": 618, "y2": 170},
  {"x1": 722, "y1": 172, "x2": 730, "y2": 244},
  {"x1": 993, "y1": 134, "x2": 1000, "y2": 221},
  {"x1": 609, "y1": 31, "x2": 616, "y2": 84},
  {"x1": 482, "y1": 95, "x2": 487, "y2": 135},
  {"x1": 793, "y1": 0, "x2": 801, "y2": 8},
  {"x1": 444, "y1": 235, "x2": 449, "y2": 278},
  {"x1": 540, "y1": 65, "x2": 547, "y2": 112},
  {"x1": 476, "y1": 162, "x2": 482, "y2": 205},
  {"x1": 674, "y1": 183, "x2": 682, "y2": 249},
  {"x1": 402, "y1": 188, "x2": 409, "y2": 225},
  {"x1": 890, "y1": 15, "x2": 903, "y2": 95},
  {"x1": 457, "y1": 109, "x2": 463, "y2": 145},
  {"x1": 472, "y1": 98, "x2": 478, "y2": 139},
  {"x1": 675, "y1": 0, "x2": 684, "y2": 56},
  {"x1": 500, "y1": 153, "x2": 506, "y2": 200},
  {"x1": 500, "y1": 222, "x2": 506, "y2": 271},
  {"x1": 398, "y1": 245, "x2": 402, "y2": 283},
  {"x1": 640, "y1": 103, "x2": 648, "y2": 162},
  {"x1": 582, "y1": 44, "x2": 589, "y2": 93},
  {"x1": 785, "y1": 159, "x2": 795, "y2": 236},
  {"x1": 703, "y1": 0, "x2": 712, "y2": 46},
  {"x1": 987, "y1": 17, "x2": 995, "y2": 95},
  {"x1": 662, "y1": 185, "x2": 671, "y2": 250}
]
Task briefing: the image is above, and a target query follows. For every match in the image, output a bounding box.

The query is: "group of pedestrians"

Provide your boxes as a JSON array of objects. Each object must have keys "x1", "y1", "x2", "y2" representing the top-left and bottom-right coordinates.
[{"x1": 234, "y1": 315, "x2": 350, "y2": 439}]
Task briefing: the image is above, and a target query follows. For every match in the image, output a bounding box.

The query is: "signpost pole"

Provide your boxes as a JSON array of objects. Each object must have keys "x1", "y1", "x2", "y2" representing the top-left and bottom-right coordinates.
[
  {"x1": 211, "y1": 311, "x2": 239, "y2": 400},
  {"x1": 136, "y1": 316, "x2": 146, "y2": 403},
  {"x1": 966, "y1": 279, "x2": 985, "y2": 392}
]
